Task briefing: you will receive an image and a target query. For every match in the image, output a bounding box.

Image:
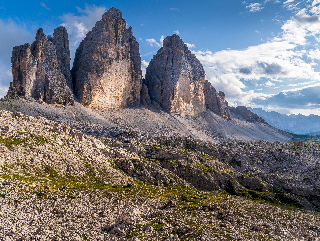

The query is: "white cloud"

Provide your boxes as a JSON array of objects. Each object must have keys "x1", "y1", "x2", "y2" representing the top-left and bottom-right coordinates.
[
  {"x1": 141, "y1": 60, "x2": 149, "y2": 78},
  {"x1": 284, "y1": 0, "x2": 295, "y2": 4},
  {"x1": 173, "y1": 30, "x2": 180, "y2": 34},
  {"x1": 283, "y1": 0, "x2": 301, "y2": 11},
  {"x1": 40, "y1": 2, "x2": 51, "y2": 11},
  {"x1": 61, "y1": 5, "x2": 106, "y2": 64},
  {"x1": 193, "y1": 3, "x2": 320, "y2": 107},
  {"x1": 170, "y1": 8, "x2": 178, "y2": 11},
  {"x1": 312, "y1": 0, "x2": 320, "y2": 6},
  {"x1": 246, "y1": 3, "x2": 264, "y2": 12},
  {"x1": 186, "y1": 43, "x2": 195, "y2": 48},
  {"x1": 146, "y1": 38, "x2": 161, "y2": 47},
  {"x1": 265, "y1": 80, "x2": 275, "y2": 87},
  {"x1": 160, "y1": 35, "x2": 165, "y2": 46},
  {"x1": 308, "y1": 48, "x2": 320, "y2": 59}
]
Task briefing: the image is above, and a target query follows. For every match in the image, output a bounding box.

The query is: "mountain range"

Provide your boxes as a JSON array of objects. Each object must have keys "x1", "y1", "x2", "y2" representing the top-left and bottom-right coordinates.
[{"x1": 249, "y1": 107, "x2": 320, "y2": 135}]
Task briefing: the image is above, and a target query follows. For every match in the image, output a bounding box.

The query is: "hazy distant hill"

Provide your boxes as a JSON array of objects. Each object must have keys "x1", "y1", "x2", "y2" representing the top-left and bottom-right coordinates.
[{"x1": 248, "y1": 107, "x2": 320, "y2": 135}]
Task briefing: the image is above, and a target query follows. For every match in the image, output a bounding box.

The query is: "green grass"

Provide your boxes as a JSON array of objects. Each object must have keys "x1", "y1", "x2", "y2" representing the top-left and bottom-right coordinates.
[{"x1": 0, "y1": 132, "x2": 49, "y2": 150}]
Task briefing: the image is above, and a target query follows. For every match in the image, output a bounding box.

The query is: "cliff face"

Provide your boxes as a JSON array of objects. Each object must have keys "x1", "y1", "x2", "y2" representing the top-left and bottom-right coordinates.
[
  {"x1": 204, "y1": 80, "x2": 231, "y2": 119},
  {"x1": 6, "y1": 8, "x2": 238, "y2": 121},
  {"x1": 7, "y1": 28, "x2": 74, "y2": 105},
  {"x1": 52, "y1": 26, "x2": 73, "y2": 90},
  {"x1": 72, "y1": 7, "x2": 142, "y2": 110},
  {"x1": 145, "y1": 35, "x2": 206, "y2": 117}
]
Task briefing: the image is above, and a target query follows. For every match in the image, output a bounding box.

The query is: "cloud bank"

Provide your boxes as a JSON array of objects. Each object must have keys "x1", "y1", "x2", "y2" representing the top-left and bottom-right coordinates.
[{"x1": 193, "y1": 1, "x2": 320, "y2": 114}]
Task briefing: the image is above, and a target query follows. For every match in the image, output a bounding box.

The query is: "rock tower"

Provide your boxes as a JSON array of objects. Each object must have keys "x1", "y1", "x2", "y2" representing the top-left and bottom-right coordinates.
[
  {"x1": 72, "y1": 7, "x2": 142, "y2": 110},
  {"x1": 6, "y1": 8, "x2": 232, "y2": 119},
  {"x1": 145, "y1": 34, "x2": 206, "y2": 117},
  {"x1": 204, "y1": 80, "x2": 231, "y2": 119},
  {"x1": 7, "y1": 28, "x2": 74, "y2": 105}
]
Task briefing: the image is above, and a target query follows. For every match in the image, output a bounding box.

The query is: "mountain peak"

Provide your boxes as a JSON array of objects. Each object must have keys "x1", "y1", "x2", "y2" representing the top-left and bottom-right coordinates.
[{"x1": 102, "y1": 7, "x2": 122, "y2": 21}]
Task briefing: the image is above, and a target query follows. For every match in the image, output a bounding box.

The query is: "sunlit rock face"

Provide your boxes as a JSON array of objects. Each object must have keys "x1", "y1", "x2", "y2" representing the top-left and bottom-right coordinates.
[
  {"x1": 145, "y1": 34, "x2": 206, "y2": 117},
  {"x1": 7, "y1": 27, "x2": 74, "y2": 105},
  {"x1": 72, "y1": 7, "x2": 142, "y2": 110}
]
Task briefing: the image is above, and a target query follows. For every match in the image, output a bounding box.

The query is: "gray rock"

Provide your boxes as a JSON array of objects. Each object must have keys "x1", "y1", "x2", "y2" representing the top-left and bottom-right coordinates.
[
  {"x1": 72, "y1": 7, "x2": 142, "y2": 110},
  {"x1": 7, "y1": 28, "x2": 74, "y2": 105},
  {"x1": 145, "y1": 34, "x2": 206, "y2": 117},
  {"x1": 204, "y1": 80, "x2": 231, "y2": 119},
  {"x1": 52, "y1": 26, "x2": 72, "y2": 90},
  {"x1": 140, "y1": 83, "x2": 151, "y2": 108}
]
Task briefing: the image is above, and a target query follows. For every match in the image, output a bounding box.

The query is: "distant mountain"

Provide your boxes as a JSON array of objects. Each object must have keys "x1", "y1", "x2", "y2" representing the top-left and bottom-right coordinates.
[{"x1": 248, "y1": 107, "x2": 320, "y2": 135}]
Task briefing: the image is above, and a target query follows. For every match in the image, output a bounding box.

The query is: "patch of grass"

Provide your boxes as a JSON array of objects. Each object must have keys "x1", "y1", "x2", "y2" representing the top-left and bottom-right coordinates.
[
  {"x1": 80, "y1": 234, "x2": 90, "y2": 241},
  {"x1": 0, "y1": 137, "x2": 25, "y2": 150},
  {"x1": 0, "y1": 132, "x2": 49, "y2": 150},
  {"x1": 125, "y1": 230, "x2": 138, "y2": 238},
  {"x1": 151, "y1": 219, "x2": 165, "y2": 231}
]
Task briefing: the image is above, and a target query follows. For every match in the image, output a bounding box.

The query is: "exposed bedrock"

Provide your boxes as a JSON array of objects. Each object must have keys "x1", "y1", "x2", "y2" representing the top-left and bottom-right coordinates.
[
  {"x1": 145, "y1": 34, "x2": 206, "y2": 117},
  {"x1": 7, "y1": 28, "x2": 74, "y2": 105},
  {"x1": 71, "y1": 7, "x2": 142, "y2": 110}
]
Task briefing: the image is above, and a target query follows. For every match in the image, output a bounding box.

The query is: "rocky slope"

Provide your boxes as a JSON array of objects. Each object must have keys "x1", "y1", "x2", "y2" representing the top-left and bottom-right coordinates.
[
  {"x1": 1, "y1": 6, "x2": 319, "y2": 240},
  {"x1": 6, "y1": 28, "x2": 74, "y2": 105},
  {"x1": 0, "y1": 98, "x2": 289, "y2": 144},
  {"x1": 72, "y1": 7, "x2": 142, "y2": 110},
  {"x1": 0, "y1": 107, "x2": 319, "y2": 240}
]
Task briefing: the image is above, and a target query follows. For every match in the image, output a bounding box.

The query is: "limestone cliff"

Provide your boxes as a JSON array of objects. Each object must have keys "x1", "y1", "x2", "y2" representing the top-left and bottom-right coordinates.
[
  {"x1": 72, "y1": 8, "x2": 142, "y2": 110},
  {"x1": 6, "y1": 28, "x2": 74, "y2": 105},
  {"x1": 204, "y1": 80, "x2": 231, "y2": 119},
  {"x1": 52, "y1": 26, "x2": 73, "y2": 90},
  {"x1": 145, "y1": 34, "x2": 205, "y2": 117}
]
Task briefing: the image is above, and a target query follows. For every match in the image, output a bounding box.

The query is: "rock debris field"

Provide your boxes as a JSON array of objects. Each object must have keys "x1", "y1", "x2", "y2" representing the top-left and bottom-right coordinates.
[{"x1": 0, "y1": 100, "x2": 319, "y2": 240}]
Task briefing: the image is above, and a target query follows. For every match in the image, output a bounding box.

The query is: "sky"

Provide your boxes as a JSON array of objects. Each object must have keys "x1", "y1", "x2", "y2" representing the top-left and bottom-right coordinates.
[{"x1": 1, "y1": 0, "x2": 320, "y2": 115}]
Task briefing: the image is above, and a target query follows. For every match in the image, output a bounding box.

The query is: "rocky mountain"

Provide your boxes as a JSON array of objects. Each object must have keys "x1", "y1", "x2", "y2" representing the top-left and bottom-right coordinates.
[
  {"x1": 6, "y1": 28, "x2": 74, "y2": 105},
  {"x1": 248, "y1": 107, "x2": 320, "y2": 134},
  {"x1": 204, "y1": 80, "x2": 231, "y2": 119},
  {"x1": 145, "y1": 34, "x2": 206, "y2": 117},
  {"x1": 6, "y1": 8, "x2": 239, "y2": 121},
  {"x1": 72, "y1": 7, "x2": 142, "y2": 110},
  {"x1": 144, "y1": 35, "x2": 231, "y2": 119},
  {"x1": 1, "y1": 7, "x2": 319, "y2": 240}
]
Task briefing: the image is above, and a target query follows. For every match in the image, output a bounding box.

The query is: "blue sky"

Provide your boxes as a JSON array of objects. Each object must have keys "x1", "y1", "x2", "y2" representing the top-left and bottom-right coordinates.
[{"x1": 1, "y1": 0, "x2": 320, "y2": 115}]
